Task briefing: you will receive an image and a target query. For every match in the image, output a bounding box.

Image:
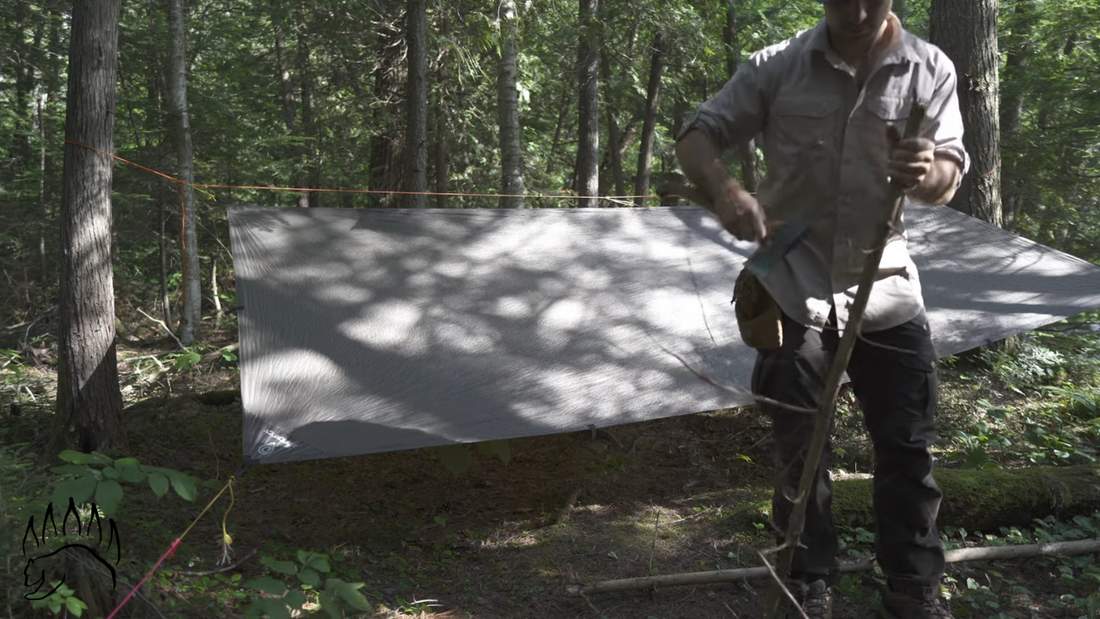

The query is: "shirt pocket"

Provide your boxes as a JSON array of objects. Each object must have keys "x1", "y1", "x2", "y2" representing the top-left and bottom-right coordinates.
[
  {"x1": 771, "y1": 96, "x2": 841, "y2": 159},
  {"x1": 865, "y1": 95, "x2": 912, "y2": 135}
]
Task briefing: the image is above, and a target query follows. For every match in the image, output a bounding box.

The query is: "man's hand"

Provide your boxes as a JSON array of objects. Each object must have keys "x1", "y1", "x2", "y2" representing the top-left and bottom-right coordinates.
[
  {"x1": 715, "y1": 182, "x2": 767, "y2": 242},
  {"x1": 886, "y1": 125, "x2": 936, "y2": 190},
  {"x1": 886, "y1": 125, "x2": 962, "y2": 205},
  {"x1": 675, "y1": 129, "x2": 767, "y2": 243}
]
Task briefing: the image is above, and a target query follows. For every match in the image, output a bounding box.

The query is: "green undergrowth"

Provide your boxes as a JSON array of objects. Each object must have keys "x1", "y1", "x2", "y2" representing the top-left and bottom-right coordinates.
[
  {"x1": 3, "y1": 324, "x2": 1100, "y2": 617},
  {"x1": 835, "y1": 512, "x2": 1100, "y2": 619},
  {"x1": 834, "y1": 329, "x2": 1100, "y2": 476}
]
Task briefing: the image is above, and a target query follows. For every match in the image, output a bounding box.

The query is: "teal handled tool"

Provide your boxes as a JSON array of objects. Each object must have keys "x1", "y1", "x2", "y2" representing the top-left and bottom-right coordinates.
[{"x1": 655, "y1": 178, "x2": 809, "y2": 276}]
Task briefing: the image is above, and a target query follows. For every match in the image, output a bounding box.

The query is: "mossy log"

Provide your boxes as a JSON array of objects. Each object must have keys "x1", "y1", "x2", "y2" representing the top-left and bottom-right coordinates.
[{"x1": 832, "y1": 464, "x2": 1100, "y2": 531}]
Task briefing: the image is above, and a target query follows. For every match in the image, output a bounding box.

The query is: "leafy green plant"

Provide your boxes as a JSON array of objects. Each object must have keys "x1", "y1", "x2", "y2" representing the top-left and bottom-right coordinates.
[
  {"x1": 980, "y1": 334, "x2": 1068, "y2": 392},
  {"x1": 243, "y1": 549, "x2": 373, "y2": 618},
  {"x1": 50, "y1": 450, "x2": 208, "y2": 517},
  {"x1": 29, "y1": 581, "x2": 89, "y2": 617}
]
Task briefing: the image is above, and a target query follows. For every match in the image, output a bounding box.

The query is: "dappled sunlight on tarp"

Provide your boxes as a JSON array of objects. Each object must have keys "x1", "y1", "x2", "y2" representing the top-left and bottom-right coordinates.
[{"x1": 226, "y1": 204, "x2": 1100, "y2": 465}]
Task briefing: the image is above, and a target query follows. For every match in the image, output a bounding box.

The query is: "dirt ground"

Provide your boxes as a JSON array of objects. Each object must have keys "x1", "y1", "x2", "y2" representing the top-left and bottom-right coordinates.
[{"x1": 4, "y1": 330, "x2": 1098, "y2": 619}]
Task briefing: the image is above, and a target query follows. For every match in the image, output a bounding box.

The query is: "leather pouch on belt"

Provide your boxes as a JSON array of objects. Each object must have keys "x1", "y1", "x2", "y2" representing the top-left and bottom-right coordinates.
[{"x1": 733, "y1": 269, "x2": 783, "y2": 350}]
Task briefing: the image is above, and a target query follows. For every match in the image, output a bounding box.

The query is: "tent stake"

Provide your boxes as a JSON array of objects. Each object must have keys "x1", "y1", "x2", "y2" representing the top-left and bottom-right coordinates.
[{"x1": 565, "y1": 538, "x2": 1100, "y2": 596}]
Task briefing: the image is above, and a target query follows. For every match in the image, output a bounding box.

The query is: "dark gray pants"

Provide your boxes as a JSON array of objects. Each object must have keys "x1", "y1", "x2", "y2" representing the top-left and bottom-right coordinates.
[{"x1": 751, "y1": 309, "x2": 945, "y2": 590}]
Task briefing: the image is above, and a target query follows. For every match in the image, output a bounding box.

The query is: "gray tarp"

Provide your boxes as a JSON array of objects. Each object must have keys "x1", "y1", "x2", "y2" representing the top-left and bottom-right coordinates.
[{"x1": 226, "y1": 204, "x2": 1100, "y2": 465}]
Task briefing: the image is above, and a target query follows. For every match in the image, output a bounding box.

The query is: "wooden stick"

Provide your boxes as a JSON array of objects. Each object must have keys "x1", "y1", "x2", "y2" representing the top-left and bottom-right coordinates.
[
  {"x1": 763, "y1": 101, "x2": 929, "y2": 618},
  {"x1": 564, "y1": 538, "x2": 1100, "y2": 596}
]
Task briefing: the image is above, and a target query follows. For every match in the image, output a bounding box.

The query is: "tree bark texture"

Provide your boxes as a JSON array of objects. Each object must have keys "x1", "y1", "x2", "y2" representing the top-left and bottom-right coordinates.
[
  {"x1": 725, "y1": 0, "x2": 759, "y2": 192},
  {"x1": 435, "y1": 6, "x2": 450, "y2": 209},
  {"x1": 599, "y1": 54, "x2": 626, "y2": 201},
  {"x1": 930, "y1": 0, "x2": 1001, "y2": 226},
  {"x1": 575, "y1": 0, "x2": 599, "y2": 208},
  {"x1": 402, "y1": 0, "x2": 428, "y2": 208},
  {"x1": 497, "y1": 0, "x2": 525, "y2": 208},
  {"x1": 55, "y1": 0, "x2": 127, "y2": 455},
  {"x1": 634, "y1": 31, "x2": 664, "y2": 207},
  {"x1": 370, "y1": 4, "x2": 406, "y2": 207},
  {"x1": 296, "y1": 22, "x2": 320, "y2": 208},
  {"x1": 999, "y1": 1, "x2": 1035, "y2": 228},
  {"x1": 167, "y1": 0, "x2": 201, "y2": 345}
]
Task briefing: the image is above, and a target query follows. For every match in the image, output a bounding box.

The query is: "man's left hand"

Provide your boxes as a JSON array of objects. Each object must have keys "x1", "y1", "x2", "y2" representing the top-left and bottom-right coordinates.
[{"x1": 886, "y1": 126, "x2": 936, "y2": 190}]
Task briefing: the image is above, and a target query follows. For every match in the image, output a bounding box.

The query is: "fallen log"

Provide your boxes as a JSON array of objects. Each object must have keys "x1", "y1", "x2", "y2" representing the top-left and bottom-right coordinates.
[
  {"x1": 565, "y1": 538, "x2": 1100, "y2": 596},
  {"x1": 832, "y1": 463, "x2": 1100, "y2": 531}
]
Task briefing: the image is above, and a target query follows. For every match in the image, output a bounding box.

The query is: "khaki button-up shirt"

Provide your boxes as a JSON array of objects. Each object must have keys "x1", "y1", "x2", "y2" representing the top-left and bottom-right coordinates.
[{"x1": 680, "y1": 16, "x2": 970, "y2": 334}]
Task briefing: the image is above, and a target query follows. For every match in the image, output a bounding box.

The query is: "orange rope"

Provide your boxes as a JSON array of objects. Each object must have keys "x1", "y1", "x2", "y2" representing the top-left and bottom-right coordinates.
[
  {"x1": 975, "y1": 157, "x2": 1001, "y2": 179},
  {"x1": 64, "y1": 140, "x2": 666, "y2": 201}
]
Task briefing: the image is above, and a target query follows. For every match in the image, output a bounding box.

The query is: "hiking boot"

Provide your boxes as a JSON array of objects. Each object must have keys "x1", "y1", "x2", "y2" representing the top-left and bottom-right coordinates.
[
  {"x1": 883, "y1": 581, "x2": 953, "y2": 619},
  {"x1": 790, "y1": 579, "x2": 833, "y2": 619}
]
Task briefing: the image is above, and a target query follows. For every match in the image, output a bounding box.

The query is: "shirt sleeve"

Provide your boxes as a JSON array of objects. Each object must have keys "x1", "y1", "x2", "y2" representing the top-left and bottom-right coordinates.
[
  {"x1": 923, "y1": 56, "x2": 971, "y2": 181},
  {"x1": 676, "y1": 58, "x2": 768, "y2": 152}
]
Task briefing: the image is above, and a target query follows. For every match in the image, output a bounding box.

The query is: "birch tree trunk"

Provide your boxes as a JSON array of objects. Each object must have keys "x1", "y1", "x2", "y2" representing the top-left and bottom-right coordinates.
[
  {"x1": 402, "y1": 0, "x2": 428, "y2": 208},
  {"x1": 634, "y1": 31, "x2": 664, "y2": 207},
  {"x1": 167, "y1": 0, "x2": 201, "y2": 345},
  {"x1": 497, "y1": 0, "x2": 525, "y2": 208},
  {"x1": 575, "y1": 0, "x2": 599, "y2": 208},
  {"x1": 54, "y1": 0, "x2": 127, "y2": 455},
  {"x1": 930, "y1": 0, "x2": 1001, "y2": 226}
]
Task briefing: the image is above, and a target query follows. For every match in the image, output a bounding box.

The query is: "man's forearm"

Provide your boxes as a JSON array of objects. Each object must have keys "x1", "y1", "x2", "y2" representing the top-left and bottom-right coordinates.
[
  {"x1": 675, "y1": 129, "x2": 743, "y2": 201},
  {"x1": 907, "y1": 154, "x2": 961, "y2": 206}
]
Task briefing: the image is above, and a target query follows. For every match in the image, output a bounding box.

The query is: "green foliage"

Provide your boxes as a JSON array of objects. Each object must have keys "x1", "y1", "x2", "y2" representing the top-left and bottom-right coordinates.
[
  {"x1": 841, "y1": 513, "x2": 1100, "y2": 618},
  {"x1": 943, "y1": 393, "x2": 1099, "y2": 469},
  {"x1": 979, "y1": 334, "x2": 1068, "y2": 392},
  {"x1": 30, "y1": 581, "x2": 88, "y2": 617},
  {"x1": 51, "y1": 450, "x2": 204, "y2": 516},
  {"x1": 241, "y1": 548, "x2": 372, "y2": 619}
]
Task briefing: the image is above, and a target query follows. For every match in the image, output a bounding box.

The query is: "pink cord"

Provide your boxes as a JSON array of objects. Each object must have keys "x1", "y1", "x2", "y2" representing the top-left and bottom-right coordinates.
[{"x1": 104, "y1": 538, "x2": 181, "y2": 619}]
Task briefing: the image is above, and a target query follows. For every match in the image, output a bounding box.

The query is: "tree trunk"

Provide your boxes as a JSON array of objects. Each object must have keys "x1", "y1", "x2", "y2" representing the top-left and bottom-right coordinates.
[
  {"x1": 167, "y1": 0, "x2": 201, "y2": 346},
  {"x1": 547, "y1": 82, "x2": 571, "y2": 178},
  {"x1": 10, "y1": 3, "x2": 36, "y2": 172},
  {"x1": 38, "y1": 97, "x2": 49, "y2": 287},
  {"x1": 634, "y1": 31, "x2": 664, "y2": 208},
  {"x1": 929, "y1": 0, "x2": 1001, "y2": 226},
  {"x1": 370, "y1": 6, "x2": 405, "y2": 207},
  {"x1": 599, "y1": 54, "x2": 626, "y2": 201},
  {"x1": 54, "y1": 0, "x2": 127, "y2": 456},
  {"x1": 999, "y1": 1, "x2": 1035, "y2": 229},
  {"x1": 725, "y1": 0, "x2": 758, "y2": 192},
  {"x1": 497, "y1": 0, "x2": 526, "y2": 208},
  {"x1": 575, "y1": 0, "x2": 599, "y2": 208},
  {"x1": 296, "y1": 21, "x2": 320, "y2": 208},
  {"x1": 435, "y1": 6, "x2": 450, "y2": 209},
  {"x1": 271, "y1": 2, "x2": 309, "y2": 208},
  {"x1": 159, "y1": 184, "x2": 172, "y2": 328},
  {"x1": 402, "y1": 0, "x2": 428, "y2": 209}
]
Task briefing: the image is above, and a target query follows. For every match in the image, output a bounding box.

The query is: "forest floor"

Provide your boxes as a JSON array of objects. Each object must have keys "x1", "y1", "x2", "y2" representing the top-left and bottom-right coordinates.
[{"x1": 3, "y1": 316, "x2": 1100, "y2": 619}]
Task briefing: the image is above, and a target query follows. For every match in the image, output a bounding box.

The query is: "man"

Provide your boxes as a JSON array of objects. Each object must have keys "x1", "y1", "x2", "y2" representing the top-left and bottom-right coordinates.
[{"x1": 675, "y1": 1, "x2": 968, "y2": 618}]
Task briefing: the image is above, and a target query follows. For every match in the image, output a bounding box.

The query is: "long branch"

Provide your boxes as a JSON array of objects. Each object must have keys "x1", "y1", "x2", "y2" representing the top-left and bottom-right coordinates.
[
  {"x1": 763, "y1": 102, "x2": 928, "y2": 617},
  {"x1": 565, "y1": 538, "x2": 1100, "y2": 596}
]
